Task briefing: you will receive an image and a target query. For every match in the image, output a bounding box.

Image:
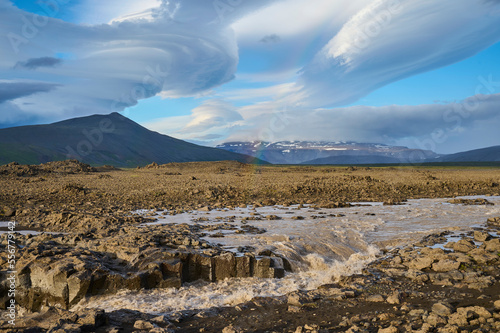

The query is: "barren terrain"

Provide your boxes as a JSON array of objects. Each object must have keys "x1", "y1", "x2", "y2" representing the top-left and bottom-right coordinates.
[{"x1": 0, "y1": 160, "x2": 499, "y2": 332}]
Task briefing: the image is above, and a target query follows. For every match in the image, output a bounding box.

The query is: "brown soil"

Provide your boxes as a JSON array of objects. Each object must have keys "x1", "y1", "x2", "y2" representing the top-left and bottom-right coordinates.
[
  {"x1": 1, "y1": 161, "x2": 499, "y2": 234},
  {"x1": 0, "y1": 160, "x2": 499, "y2": 332}
]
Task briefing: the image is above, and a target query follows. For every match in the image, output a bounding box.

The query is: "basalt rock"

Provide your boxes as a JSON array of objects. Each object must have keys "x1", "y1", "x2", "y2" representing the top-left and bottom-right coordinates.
[{"x1": 1, "y1": 230, "x2": 290, "y2": 312}]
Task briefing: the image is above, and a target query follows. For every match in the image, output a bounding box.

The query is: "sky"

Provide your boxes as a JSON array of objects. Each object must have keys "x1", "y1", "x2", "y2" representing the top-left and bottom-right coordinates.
[{"x1": 1, "y1": 0, "x2": 500, "y2": 154}]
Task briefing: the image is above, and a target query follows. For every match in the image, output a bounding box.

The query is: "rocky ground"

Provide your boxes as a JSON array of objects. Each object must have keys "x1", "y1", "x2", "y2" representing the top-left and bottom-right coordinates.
[{"x1": 0, "y1": 160, "x2": 499, "y2": 332}]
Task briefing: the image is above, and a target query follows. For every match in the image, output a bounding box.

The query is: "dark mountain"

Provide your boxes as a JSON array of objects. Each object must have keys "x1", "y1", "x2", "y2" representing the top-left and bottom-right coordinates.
[
  {"x1": 217, "y1": 141, "x2": 439, "y2": 164},
  {"x1": 0, "y1": 113, "x2": 264, "y2": 167},
  {"x1": 430, "y1": 146, "x2": 500, "y2": 163}
]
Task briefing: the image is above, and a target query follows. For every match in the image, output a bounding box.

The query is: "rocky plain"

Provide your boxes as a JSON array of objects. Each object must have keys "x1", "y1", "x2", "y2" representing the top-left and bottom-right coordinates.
[{"x1": 0, "y1": 160, "x2": 500, "y2": 332}]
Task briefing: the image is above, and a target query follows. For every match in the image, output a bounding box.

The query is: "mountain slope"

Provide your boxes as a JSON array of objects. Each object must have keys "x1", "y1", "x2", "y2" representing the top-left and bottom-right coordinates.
[
  {"x1": 302, "y1": 155, "x2": 403, "y2": 165},
  {"x1": 217, "y1": 141, "x2": 439, "y2": 165},
  {"x1": 0, "y1": 113, "x2": 264, "y2": 167},
  {"x1": 431, "y1": 146, "x2": 500, "y2": 162}
]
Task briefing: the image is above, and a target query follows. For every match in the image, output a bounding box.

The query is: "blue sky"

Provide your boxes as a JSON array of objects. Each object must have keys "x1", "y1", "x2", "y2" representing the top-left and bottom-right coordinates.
[{"x1": 1, "y1": 0, "x2": 500, "y2": 153}]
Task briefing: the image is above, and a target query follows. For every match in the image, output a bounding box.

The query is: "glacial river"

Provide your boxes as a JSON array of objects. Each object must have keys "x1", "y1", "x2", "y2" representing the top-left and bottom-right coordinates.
[{"x1": 73, "y1": 195, "x2": 500, "y2": 314}]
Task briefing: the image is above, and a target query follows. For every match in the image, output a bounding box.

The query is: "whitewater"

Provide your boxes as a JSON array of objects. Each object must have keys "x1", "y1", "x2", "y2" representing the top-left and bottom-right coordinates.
[{"x1": 73, "y1": 195, "x2": 500, "y2": 314}]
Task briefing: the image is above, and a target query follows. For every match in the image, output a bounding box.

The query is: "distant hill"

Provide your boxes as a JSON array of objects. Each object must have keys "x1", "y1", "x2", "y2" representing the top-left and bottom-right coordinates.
[
  {"x1": 0, "y1": 113, "x2": 265, "y2": 167},
  {"x1": 302, "y1": 155, "x2": 403, "y2": 165},
  {"x1": 430, "y1": 146, "x2": 500, "y2": 163},
  {"x1": 217, "y1": 141, "x2": 439, "y2": 165}
]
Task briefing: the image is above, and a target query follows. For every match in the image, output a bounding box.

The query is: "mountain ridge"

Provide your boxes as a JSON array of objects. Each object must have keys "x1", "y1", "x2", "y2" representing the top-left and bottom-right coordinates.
[
  {"x1": 0, "y1": 113, "x2": 265, "y2": 167},
  {"x1": 431, "y1": 145, "x2": 500, "y2": 163},
  {"x1": 217, "y1": 141, "x2": 440, "y2": 165}
]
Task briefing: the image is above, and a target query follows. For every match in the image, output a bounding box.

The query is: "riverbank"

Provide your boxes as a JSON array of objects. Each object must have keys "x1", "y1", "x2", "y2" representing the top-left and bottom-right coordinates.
[
  {"x1": 0, "y1": 160, "x2": 499, "y2": 332},
  {"x1": 2, "y1": 219, "x2": 499, "y2": 332}
]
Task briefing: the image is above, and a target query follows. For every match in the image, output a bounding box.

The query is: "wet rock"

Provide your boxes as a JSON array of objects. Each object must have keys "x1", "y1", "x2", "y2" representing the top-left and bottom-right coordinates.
[
  {"x1": 214, "y1": 252, "x2": 236, "y2": 280},
  {"x1": 235, "y1": 255, "x2": 253, "y2": 278},
  {"x1": 447, "y1": 198, "x2": 493, "y2": 205},
  {"x1": 67, "y1": 271, "x2": 91, "y2": 306},
  {"x1": 473, "y1": 230, "x2": 491, "y2": 242},
  {"x1": 452, "y1": 239, "x2": 476, "y2": 253},
  {"x1": 254, "y1": 257, "x2": 285, "y2": 278},
  {"x1": 487, "y1": 216, "x2": 500, "y2": 227},
  {"x1": 184, "y1": 253, "x2": 214, "y2": 282}
]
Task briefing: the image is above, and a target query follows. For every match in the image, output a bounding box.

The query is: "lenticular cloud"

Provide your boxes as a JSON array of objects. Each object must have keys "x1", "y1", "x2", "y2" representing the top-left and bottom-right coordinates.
[
  {"x1": 296, "y1": 0, "x2": 500, "y2": 108},
  {"x1": 0, "y1": 0, "x2": 277, "y2": 124}
]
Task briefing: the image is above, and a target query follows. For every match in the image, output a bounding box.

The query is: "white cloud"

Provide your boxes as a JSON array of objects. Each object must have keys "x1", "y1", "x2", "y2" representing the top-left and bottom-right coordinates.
[
  {"x1": 232, "y1": 0, "x2": 364, "y2": 42},
  {"x1": 2, "y1": 0, "x2": 500, "y2": 154},
  {"x1": 167, "y1": 93, "x2": 500, "y2": 154},
  {"x1": 0, "y1": 0, "x2": 259, "y2": 123},
  {"x1": 73, "y1": 0, "x2": 162, "y2": 24},
  {"x1": 181, "y1": 99, "x2": 243, "y2": 133},
  {"x1": 296, "y1": 0, "x2": 500, "y2": 107},
  {"x1": 142, "y1": 99, "x2": 245, "y2": 141},
  {"x1": 218, "y1": 83, "x2": 297, "y2": 102},
  {"x1": 0, "y1": 0, "x2": 285, "y2": 126}
]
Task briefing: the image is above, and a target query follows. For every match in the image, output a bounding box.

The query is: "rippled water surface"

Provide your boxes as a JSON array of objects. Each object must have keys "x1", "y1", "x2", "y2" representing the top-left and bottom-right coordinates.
[{"x1": 74, "y1": 195, "x2": 500, "y2": 314}]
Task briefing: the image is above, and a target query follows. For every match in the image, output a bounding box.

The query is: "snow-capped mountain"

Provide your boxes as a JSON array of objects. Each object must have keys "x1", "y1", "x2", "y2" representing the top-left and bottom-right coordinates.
[{"x1": 216, "y1": 141, "x2": 440, "y2": 165}]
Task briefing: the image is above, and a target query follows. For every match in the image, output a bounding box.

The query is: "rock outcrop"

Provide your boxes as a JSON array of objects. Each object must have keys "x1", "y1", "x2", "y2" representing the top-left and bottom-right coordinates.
[{"x1": 0, "y1": 224, "x2": 288, "y2": 312}]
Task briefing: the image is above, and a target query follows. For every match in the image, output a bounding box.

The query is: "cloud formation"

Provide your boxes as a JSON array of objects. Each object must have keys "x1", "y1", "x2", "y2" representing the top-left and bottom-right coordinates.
[
  {"x1": 260, "y1": 34, "x2": 281, "y2": 44},
  {"x1": 1, "y1": 0, "x2": 500, "y2": 152},
  {"x1": 0, "y1": 0, "x2": 279, "y2": 125},
  {"x1": 156, "y1": 93, "x2": 499, "y2": 153},
  {"x1": 14, "y1": 57, "x2": 62, "y2": 70},
  {"x1": 296, "y1": 0, "x2": 500, "y2": 107},
  {"x1": 0, "y1": 80, "x2": 59, "y2": 103},
  {"x1": 236, "y1": 93, "x2": 500, "y2": 153}
]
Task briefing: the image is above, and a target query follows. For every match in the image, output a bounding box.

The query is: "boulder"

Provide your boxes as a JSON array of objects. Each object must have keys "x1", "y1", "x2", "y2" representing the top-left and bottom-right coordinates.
[
  {"x1": 406, "y1": 257, "x2": 433, "y2": 270},
  {"x1": 288, "y1": 290, "x2": 314, "y2": 307},
  {"x1": 1, "y1": 206, "x2": 16, "y2": 217},
  {"x1": 134, "y1": 320, "x2": 156, "y2": 330},
  {"x1": 432, "y1": 260, "x2": 460, "y2": 272},
  {"x1": 432, "y1": 302, "x2": 454, "y2": 316},
  {"x1": 214, "y1": 253, "x2": 236, "y2": 280},
  {"x1": 235, "y1": 255, "x2": 254, "y2": 278},
  {"x1": 486, "y1": 217, "x2": 500, "y2": 227},
  {"x1": 484, "y1": 239, "x2": 500, "y2": 252},
  {"x1": 386, "y1": 292, "x2": 401, "y2": 305},
  {"x1": 453, "y1": 239, "x2": 476, "y2": 253},
  {"x1": 473, "y1": 231, "x2": 491, "y2": 242},
  {"x1": 378, "y1": 326, "x2": 398, "y2": 333},
  {"x1": 367, "y1": 294, "x2": 385, "y2": 302}
]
